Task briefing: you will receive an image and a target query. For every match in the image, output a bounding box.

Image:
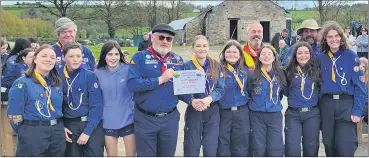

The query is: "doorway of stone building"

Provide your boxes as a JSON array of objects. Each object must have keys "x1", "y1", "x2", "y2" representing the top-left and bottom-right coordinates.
[
  {"x1": 229, "y1": 19, "x2": 239, "y2": 40},
  {"x1": 260, "y1": 21, "x2": 270, "y2": 42}
]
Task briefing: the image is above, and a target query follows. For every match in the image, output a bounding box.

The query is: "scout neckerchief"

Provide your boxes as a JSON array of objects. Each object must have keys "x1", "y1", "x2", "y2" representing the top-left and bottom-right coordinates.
[
  {"x1": 192, "y1": 56, "x2": 212, "y2": 94},
  {"x1": 64, "y1": 66, "x2": 82, "y2": 110},
  {"x1": 148, "y1": 46, "x2": 172, "y2": 74},
  {"x1": 34, "y1": 70, "x2": 55, "y2": 111},
  {"x1": 327, "y1": 50, "x2": 347, "y2": 85},
  {"x1": 261, "y1": 67, "x2": 274, "y2": 101},
  {"x1": 56, "y1": 41, "x2": 63, "y2": 52},
  {"x1": 296, "y1": 65, "x2": 314, "y2": 100},
  {"x1": 243, "y1": 44, "x2": 258, "y2": 71},
  {"x1": 226, "y1": 63, "x2": 245, "y2": 96}
]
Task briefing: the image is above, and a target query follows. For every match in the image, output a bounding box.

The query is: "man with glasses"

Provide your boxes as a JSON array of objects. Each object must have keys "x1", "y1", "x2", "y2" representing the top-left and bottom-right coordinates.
[{"x1": 128, "y1": 23, "x2": 190, "y2": 156}]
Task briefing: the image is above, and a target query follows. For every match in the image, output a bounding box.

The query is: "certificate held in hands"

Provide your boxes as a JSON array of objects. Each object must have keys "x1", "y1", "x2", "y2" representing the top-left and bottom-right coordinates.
[{"x1": 173, "y1": 70, "x2": 206, "y2": 95}]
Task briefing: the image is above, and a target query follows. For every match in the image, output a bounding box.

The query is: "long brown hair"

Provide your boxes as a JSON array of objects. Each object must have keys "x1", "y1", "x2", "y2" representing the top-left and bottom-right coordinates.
[
  {"x1": 24, "y1": 44, "x2": 62, "y2": 87},
  {"x1": 318, "y1": 21, "x2": 349, "y2": 52},
  {"x1": 219, "y1": 40, "x2": 247, "y2": 78},
  {"x1": 192, "y1": 35, "x2": 219, "y2": 83}
]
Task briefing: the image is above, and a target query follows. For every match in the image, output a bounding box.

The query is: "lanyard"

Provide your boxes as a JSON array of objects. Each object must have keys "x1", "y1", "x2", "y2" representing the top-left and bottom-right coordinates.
[
  {"x1": 148, "y1": 46, "x2": 172, "y2": 74},
  {"x1": 63, "y1": 66, "x2": 83, "y2": 110},
  {"x1": 261, "y1": 67, "x2": 274, "y2": 100},
  {"x1": 34, "y1": 70, "x2": 55, "y2": 112},
  {"x1": 296, "y1": 66, "x2": 314, "y2": 100},
  {"x1": 226, "y1": 63, "x2": 245, "y2": 96},
  {"x1": 327, "y1": 51, "x2": 347, "y2": 85}
]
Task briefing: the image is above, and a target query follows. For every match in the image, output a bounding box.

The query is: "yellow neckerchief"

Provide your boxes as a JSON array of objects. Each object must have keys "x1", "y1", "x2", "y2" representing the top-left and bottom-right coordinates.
[
  {"x1": 296, "y1": 65, "x2": 305, "y2": 91},
  {"x1": 226, "y1": 63, "x2": 244, "y2": 95},
  {"x1": 63, "y1": 66, "x2": 70, "y2": 79},
  {"x1": 243, "y1": 44, "x2": 257, "y2": 70},
  {"x1": 192, "y1": 56, "x2": 204, "y2": 71},
  {"x1": 261, "y1": 67, "x2": 274, "y2": 100},
  {"x1": 34, "y1": 70, "x2": 55, "y2": 111},
  {"x1": 327, "y1": 51, "x2": 336, "y2": 82}
]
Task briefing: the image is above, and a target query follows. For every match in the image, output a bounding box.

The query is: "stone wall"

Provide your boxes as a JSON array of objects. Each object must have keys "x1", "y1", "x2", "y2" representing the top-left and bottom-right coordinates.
[{"x1": 185, "y1": 1, "x2": 287, "y2": 45}]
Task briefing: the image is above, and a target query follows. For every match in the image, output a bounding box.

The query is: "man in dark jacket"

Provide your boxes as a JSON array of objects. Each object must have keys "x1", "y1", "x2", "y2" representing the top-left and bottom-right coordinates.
[
  {"x1": 271, "y1": 29, "x2": 290, "y2": 54},
  {"x1": 138, "y1": 32, "x2": 151, "y2": 51}
]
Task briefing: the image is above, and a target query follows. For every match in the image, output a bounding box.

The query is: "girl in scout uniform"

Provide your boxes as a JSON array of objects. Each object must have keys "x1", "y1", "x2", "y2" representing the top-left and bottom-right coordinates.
[
  {"x1": 183, "y1": 35, "x2": 225, "y2": 157},
  {"x1": 60, "y1": 43, "x2": 104, "y2": 156},
  {"x1": 317, "y1": 21, "x2": 367, "y2": 157},
  {"x1": 284, "y1": 42, "x2": 322, "y2": 156},
  {"x1": 359, "y1": 57, "x2": 368, "y2": 124},
  {"x1": 247, "y1": 45, "x2": 287, "y2": 157},
  {"x1": 216, "y1": 40, "x2": 250, "y2": 156},
  {"x1": 6, "y1": 44, "x2": 65, "y2": 156},
  {"x1": 94, "y1": 40, "x2": 136, "y2": 156}
]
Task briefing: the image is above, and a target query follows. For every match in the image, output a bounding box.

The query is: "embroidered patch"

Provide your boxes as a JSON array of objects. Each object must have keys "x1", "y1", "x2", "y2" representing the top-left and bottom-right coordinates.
[
  {"x1": 154, "y1": 65, "x2": 157, "y2": 68},
  {"x1": 8, "y1": 115, "x2": 22, "y2": 122},
  {"x1": 94, "y1": 82, "x2": 98, "y2": 88},
  {"x1": 360, "y1": 76, "x2": 365, "y2": 82},
  {"x1": 173, "y1": 72, "x2": 180, "y2": 78},
  {"x1": 17, "y1": 84, "x2": 23, "y2": 88},
  {"x1": 84, "y1": 58, "x2": 89, "y2": 63},
  {"x1": 56, "y1": 57, "x2": 61, "y2": 62},
  {"x1": 354, "y1": 66, "x2": 360, "y2": 72},
  {"x1": 145, "y1": 60, "x2": 158, "y2": 64},
  {"x1": 254, "y1": 87, "x2": 262, "y2": 94},
  {"x1": 130, "y1": 60, "x2": 135, "y2": 64},
  {"x1": 40, "y1": 93, "x2": 44, "y2": 98},
  {"x1": 145, "y1": 55, "x2": 151, "y2": 59}
]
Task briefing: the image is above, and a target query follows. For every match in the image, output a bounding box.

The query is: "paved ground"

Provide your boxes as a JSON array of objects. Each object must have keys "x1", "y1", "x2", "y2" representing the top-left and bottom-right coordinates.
[{"x1": 113, "y1": 45, "x2": 368, "y2": 156}]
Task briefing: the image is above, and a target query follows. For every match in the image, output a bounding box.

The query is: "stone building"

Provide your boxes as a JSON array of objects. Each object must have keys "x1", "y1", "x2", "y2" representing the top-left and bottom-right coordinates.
[{"x1": 170, "y1": 0, "x2": 288, "y2": 45}]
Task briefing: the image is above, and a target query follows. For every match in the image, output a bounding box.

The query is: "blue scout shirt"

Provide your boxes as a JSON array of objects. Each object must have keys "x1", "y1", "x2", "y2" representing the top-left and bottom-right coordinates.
[
  {"x1": 317, "y1": 49, "x2": 367, "y2": 117},
  {"x1": 282, "y1": 41, "x2": 320, "y2": 65},
  {"x1": 1, "y1": 62, "x2": 28, "y2": 89},
  {"x1": 52, "y1": 43, "x2": 96, "y2": 72},
  {"x1": 5, "y1": 55, "x2": 17, "y2": 72},
  {"x1": 218, "y1": 63, "x2": 248, "y2": 109},
  {"x1": 287, "y1": 69, "x2": 319, "y2": 108},
  {"x1": 61, "y1": 67, "x2": 103, "y2": 136},
  {"x1": 127, "y1": 49, "x2": 190, "y2": 113},
  {"x1": 95, "y1": 63, "x2": 134, "y2": 130},
  {"x1": 183, "y1": 58, "x2": 225, "y2": 104},
  {"x1": 247, "y1": 71, "x2": 284, "y2": 112},
  {"x1": 6, "y1": 76, "x2": 63, "y2": 133}
]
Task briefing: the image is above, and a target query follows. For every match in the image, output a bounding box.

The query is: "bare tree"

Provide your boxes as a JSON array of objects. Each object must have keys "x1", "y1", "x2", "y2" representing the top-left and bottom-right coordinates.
[
  {"x1": 313, "y1": 0, "x2": 347, "y2": 25},
  {"x1": 38, "y1": 0, "x2": 76, "y2": 17}
]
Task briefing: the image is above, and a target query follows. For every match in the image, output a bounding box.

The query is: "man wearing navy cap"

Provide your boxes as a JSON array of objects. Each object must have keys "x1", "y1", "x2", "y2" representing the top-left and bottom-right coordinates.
[{"x1": 127, "y1": 23, "x2": 191, "y2": 156}]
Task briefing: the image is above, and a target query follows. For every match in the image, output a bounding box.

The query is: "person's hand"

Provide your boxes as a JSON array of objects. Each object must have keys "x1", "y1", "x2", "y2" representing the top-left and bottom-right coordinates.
[
  {"x1": 192, "y1": 99, "x2": 206, "y2": 111},
  {"x1": 159, "y1": 68, "x2": 174, "y2": 84},
  {"x1": 64, "y1": 128, "x2": 73, "y2": 143},
  {"x1": 77, "y1": 133, "x2": 90, "y2": 145},
  {"x1": 200, "y1": 96, "x2": 213, "y2": 107},
  {"x1": 351, "y1": 115, "x2": 361, "y2": 123}
]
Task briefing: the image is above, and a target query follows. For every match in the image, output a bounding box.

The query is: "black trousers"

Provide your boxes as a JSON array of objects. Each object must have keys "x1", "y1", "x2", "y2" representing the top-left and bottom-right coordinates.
[
  {"x1": 64, "y1": 120, "x2": 105, "y2": 157},
  {"x1": 16, "y1": 122, "x2": 66, "y2": 156},
  {"x1": 320, "y1": 94, "x2": 358, "y2": 157},
  {"x1": 284, "y1": 107, "x2": 320, "y2": 157}
]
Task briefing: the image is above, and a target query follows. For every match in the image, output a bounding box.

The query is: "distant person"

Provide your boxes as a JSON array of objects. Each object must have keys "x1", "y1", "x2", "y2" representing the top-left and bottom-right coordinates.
[
  {"x1": 356, "y1": 27, "x2": 368, "y2": 59},
  {"x1": 271, "y1": 28, "x2": 290, "y2": 54},
  {"x1": 29, "y1": 37, "x2": 40, "y2": 50},
  {"x1": 1, "y1": 37, "x2": 10, "y2": 68},
  {"x1": 344, "y1": 26, "x2": 357, "y2": 52},
  {"x1": 138, "y1": 32, "x2": 151, "y2": 51},
  {"x1": 278, "y1": 39, "x2": 289, "y2": 63},
  {"x1": 3, "y1": 38, "x2": 31, "y2": 75}
]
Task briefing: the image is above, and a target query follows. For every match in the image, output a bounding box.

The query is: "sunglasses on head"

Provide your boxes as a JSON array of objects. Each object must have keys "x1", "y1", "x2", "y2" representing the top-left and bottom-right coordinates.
[{"x1": 157, "y1": 35, "x2": 173, "y2": 42}]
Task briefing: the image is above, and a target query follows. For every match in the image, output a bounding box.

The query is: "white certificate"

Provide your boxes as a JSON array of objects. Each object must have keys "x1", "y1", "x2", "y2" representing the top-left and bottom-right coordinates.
[{"x1": 173, "y1": 70, "x2": 206, "y2": 95}]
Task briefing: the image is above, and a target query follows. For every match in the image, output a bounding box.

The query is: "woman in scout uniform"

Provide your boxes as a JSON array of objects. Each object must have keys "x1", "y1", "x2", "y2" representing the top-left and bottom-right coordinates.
[
  {"x1": 6, "y1": 44, "x2": 65, "y2": 156},
  {"x1": 60, "y1": 43, "x2": 104, "y2": 156},
  {"x1": 183, "y1": 35, "x2": 225, "y2": 157},
  {"x1": 247, "y1": 45, "x2": 287, "y2": 157},
  {"x1": 3, "y1": 38, "x2": 31, "y2": 74},
  {"x1": 317, "y1": 21, "x2": 366, "y2": 157},
  {"x1": 216, "y1": 40, "x2": 250, "y2": 156},
  {"x1": 95, "y1": 40, "x2": 136, "y2": 156},
  {"x1": 284, "y1": 42, "x2": 322, "y2": 157}
]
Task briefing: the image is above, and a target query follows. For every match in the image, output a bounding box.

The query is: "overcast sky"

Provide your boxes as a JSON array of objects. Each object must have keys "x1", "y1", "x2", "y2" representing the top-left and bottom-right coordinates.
[{"x1": 1, "y1": 0, "x2": 368, "y2": 10}]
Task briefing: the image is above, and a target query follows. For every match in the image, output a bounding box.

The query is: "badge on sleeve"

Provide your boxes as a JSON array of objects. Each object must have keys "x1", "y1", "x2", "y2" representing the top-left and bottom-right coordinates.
[
  {"x1": 146, "y1": 55, "x2": 151, "y2": 59},
  {"x1": 130, "y1": 60, "x2": 135, "y2": 64},
  {"x1": 94, "y1": 82, "x2": 98, "y2": 88},
  {"x1": 17, "y1": 84, "x2": 23, "y2": 88},
  {"x1": 354, "y1": 66, "x2": 360, "y2": 72}
]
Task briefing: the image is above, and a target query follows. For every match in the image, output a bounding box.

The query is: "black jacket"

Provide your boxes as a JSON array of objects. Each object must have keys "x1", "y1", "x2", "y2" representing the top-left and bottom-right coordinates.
[{"x1": 138, "y1": 40, "x2": 151, "y2": 51}]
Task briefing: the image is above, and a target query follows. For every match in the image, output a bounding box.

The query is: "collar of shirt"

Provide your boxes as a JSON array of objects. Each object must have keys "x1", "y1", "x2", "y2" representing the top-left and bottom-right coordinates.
[{"x1": 68, "y1": 67, "x2": 82, "y2": 80}]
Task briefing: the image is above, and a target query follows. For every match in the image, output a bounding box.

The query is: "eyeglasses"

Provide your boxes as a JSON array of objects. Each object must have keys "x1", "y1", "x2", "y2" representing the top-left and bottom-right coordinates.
[{"x1": 156, "y1": 35, "x2": 173, "y2": 42}]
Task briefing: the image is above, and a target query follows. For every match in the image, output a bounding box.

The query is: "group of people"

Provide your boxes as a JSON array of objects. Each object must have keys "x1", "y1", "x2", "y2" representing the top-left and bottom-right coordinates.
[{"x1": 0, "y1": 16, "x2": 368, "y2": 157}]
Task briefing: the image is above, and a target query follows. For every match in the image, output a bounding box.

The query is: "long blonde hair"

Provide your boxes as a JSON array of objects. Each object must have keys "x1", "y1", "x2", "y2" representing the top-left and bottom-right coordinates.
[
  {"x1": 359, "y1": 57, "x2": 368, "y2": 84},
  {"x1": 192, "y1": 35, "x2": 219, "y2": 83}
]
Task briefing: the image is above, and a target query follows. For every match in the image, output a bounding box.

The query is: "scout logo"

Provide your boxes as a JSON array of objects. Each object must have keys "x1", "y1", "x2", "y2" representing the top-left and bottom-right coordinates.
[
  {"x1": 17, "y1": 84, "x2": 23, "y2": 88},
  {"x1": 56, "y1": 57, "x2": 61, "y2": 62},
  {"x1": 354, "y1": 66, "x2": 360, "y2": 72},
  {"x1": 145, "y1": 60, "x2": 158, "y2": 65},
  {"x1": 84, "y1": 58, "x2": 89, "y2": 63},
  {"x1": 94, "y1": 82, "x2": 98, "y2": 88},
  {"x1": 254, "y1": 86, "x2": 262, "y2": 94},
  {"x1": 40, "y1": 93, "x2": 44, "y2": 98},
  {"x1": 78, "y1": 88, "x2": 82, "y2": 91},
  {"x1": 173, "y1": 72, "x2": 180, "y2": 78},
  {"x1": 145, "y1": 55, "x2": 151, "y2": 59}
]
